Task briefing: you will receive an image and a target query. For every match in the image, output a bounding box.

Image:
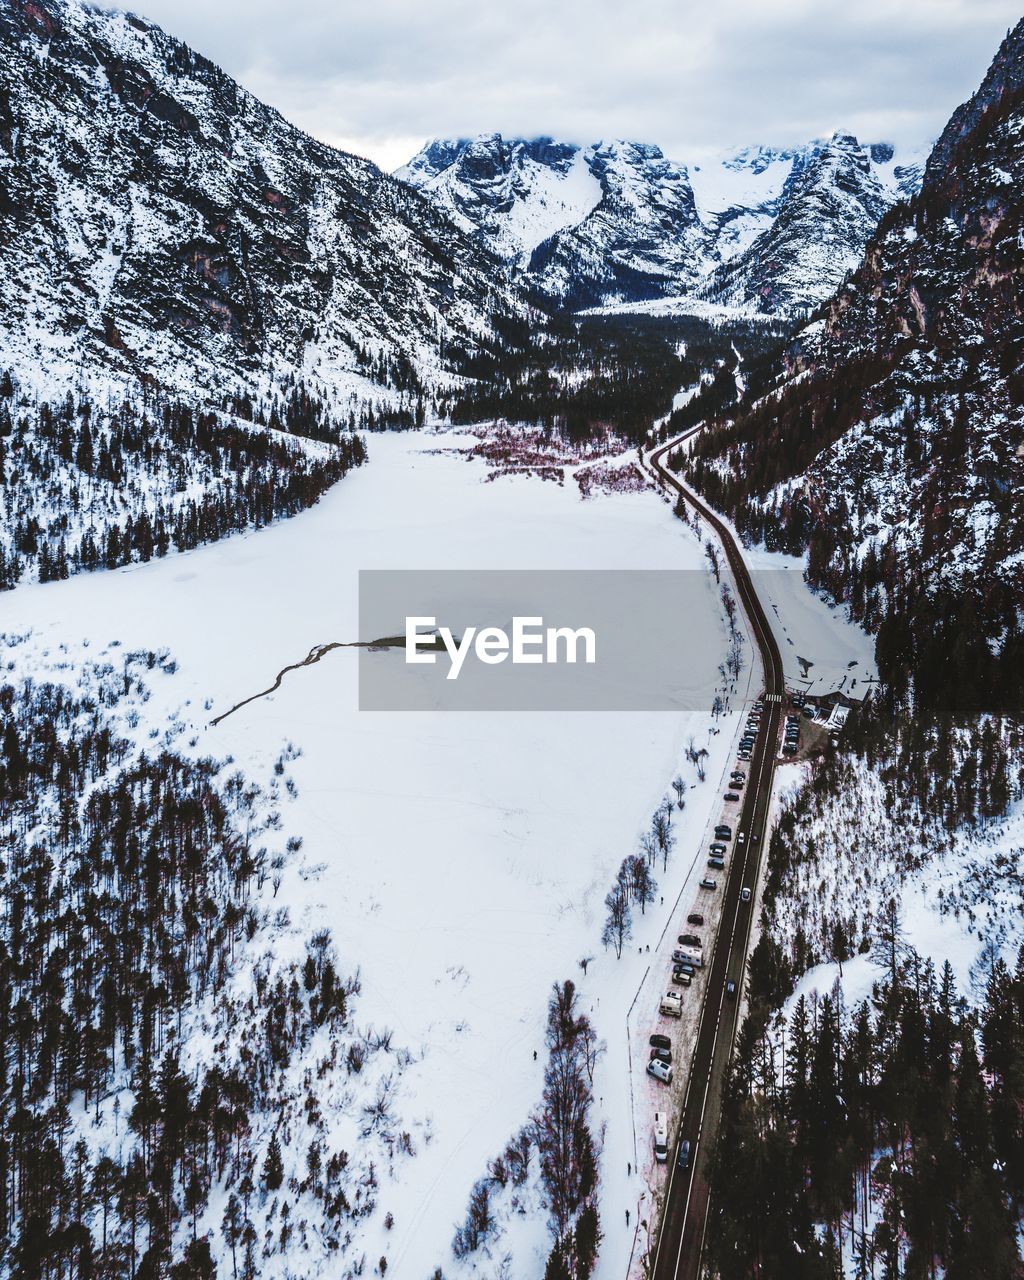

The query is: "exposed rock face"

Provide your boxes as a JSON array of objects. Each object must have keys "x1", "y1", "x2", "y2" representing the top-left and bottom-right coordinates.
[
  {"x1": 0, "y1": 0, "x2": 525, "y2": 401},
  {"x1": 704, "y1": 132, "x2": 922, "y2": 314}
]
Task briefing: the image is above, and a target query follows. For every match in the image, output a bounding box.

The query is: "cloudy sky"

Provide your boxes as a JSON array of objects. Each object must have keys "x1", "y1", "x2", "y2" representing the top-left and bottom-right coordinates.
[{"x1": 119, "y1": 0, "x2": 1021, "y2": 171}]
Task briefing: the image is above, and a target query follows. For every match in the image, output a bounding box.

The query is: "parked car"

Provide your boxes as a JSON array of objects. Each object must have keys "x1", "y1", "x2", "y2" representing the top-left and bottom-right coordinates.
[
  {"x1": 678, "y1": 933, "x2": 701, "y2": 947},
  {"x1": 724, "y1": 791, "x2": 740, "y2": 802},
  {"x1": 677, "y1": 1139, "x2": 691, "y2": 1170},
  {"x1": 739, "y1": 751, "x2": 751, "y2": 761},
  {"x1": 710, "y1": 842, "x2": 726, "y2": 855},
  {"x1": 740, "y1": 887, "x2": 752, "y2": 902},
  {"x1": 731, "y1": 771, "x2": 746, "y2": 782},
  {"x1": 725, "y1": 979, "x2": 737, "y2": 999},
  {"x1": 782, "y1": 744, "x2": 798, "y2": 756},
  {"x1": 672, "y1": 948, "x2": 696, "y2": 964},
  {"x1": 650, "y1": 1046, "x2": 672, "y2": 1065},
  {"x1": 673, "y1": 961, "x2": 695, "y2": 976},
  {"x1": 731, "y1": 779, "x2": 744, "y2": 789},
  {"x1": 648, "y1": 1058, "x2": 672, "y2": 1083},
  {"x1": 649, "y1": 1033, "x2": 671, "y2": 1050},
  {"x1": 660, "y1": 992, "x2": 683, "y2": 1018},
  {"x1": 699, "y1": 877, "x2": 717, "y2": 890},
  {"x1": 708, "y1": 856, "x2": 725, "y2": 870},
  {"x1": 654, "y1": 1114, "x2": 669, "y2": 1163},
  {"x1": 714, "y1": 825, "x2": 732, "y2": 839},
  {"x1": 687, "y1": 912, "x2": 705, "y2": 926},
  {"x1": 672, "y1": 969, "x2": 692, "y2": 987}
]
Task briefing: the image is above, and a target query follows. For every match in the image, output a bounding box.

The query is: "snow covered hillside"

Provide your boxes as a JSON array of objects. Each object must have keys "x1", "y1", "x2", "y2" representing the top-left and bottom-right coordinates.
[
  {"x1": 0, "y1": 429, "x2": 745, "y2": 1279},
  {"x1": 681, "y1": 15, "x2": 1024, "y2": 718},
  {"x1": 0, "y1": 385, "x2": 366, "y2": 587},
  {"x1": 0, "y1": 0, "x2": 526, "y2": 406}
]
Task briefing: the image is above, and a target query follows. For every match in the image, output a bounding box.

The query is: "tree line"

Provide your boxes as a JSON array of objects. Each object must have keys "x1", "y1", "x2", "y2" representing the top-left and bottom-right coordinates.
[
  {"x1": 0, "y1": 386, "x2": 366, "y2": 589},
  {"x1": 709, "y1": 942, "x2": 1024, "y2": 1279}
]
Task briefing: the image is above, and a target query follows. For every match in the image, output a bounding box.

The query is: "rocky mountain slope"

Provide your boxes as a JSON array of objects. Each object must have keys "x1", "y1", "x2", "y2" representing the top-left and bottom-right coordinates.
[
  {"x1": 0, "y1": 0, "x2": 525, "y2": 406},
  {"x1": 398, "y1": 132, "x2": 922, "y2": 314},
  {"x1": 678, "y1": 17, "x2": 1024, "y2": 714},
  {"x1": 701, "y1": 132, "x2": 922, "y2": 313}
]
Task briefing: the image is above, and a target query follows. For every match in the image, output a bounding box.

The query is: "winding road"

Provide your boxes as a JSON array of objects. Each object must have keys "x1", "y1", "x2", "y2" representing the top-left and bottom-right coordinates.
[{"x1": 646, "y1": 431, "x2": 785, "y2": 1280}]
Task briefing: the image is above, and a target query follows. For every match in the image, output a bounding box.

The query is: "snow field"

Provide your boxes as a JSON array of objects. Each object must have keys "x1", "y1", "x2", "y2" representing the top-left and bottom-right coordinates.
[{"x1": 3, "y1": 429, "x2": 736, "y2": 1277}]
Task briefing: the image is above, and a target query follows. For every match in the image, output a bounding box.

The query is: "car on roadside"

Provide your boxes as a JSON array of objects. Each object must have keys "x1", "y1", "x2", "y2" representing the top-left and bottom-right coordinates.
[
  {"x1": 687, "y1": 912, "x2": 704, "y2": 926},
  {"x1": 714, "y1": 825, "x2": 732, "y2": 839},
  {"x1": 672, "y1": 969, "x2": 692, "y2": 986},
  {"x1": 710, "y1": 842, "x2": 727, "y2": 854},
  {"x1": 654, "y1": 1114, "x2": 669, "y2": 1163},
  {"x1": 731, "y1": 779, "x2": 744, "y2": 789},
  {"x1": 708, "y1": 856, "x2": 725, "y2": 870},
  {"x1": 678, "y1": 932, "x2": 700, "y2": 947},
  {"x1": 731, "y1": 771, "x2": 746, "y2": 781},
  {"x1": 660, "y1": 991, "x2": 683, "y2": 1018},
  {"x1": 650, "y1": 1046, "x2": 672, "y2": 1065},
  {"x1": 673, "y1": 961, "x2": 695, "y2": 975},
  {"x1": 699, "y1": 878, "x2": 717, "y2": 890},
  {"x1": 782, "y1": 743, "x2": 798, "y2": 756},
  {"x1": 724, "y1": 791, "x2": 740, "y2": 802},
  {"x1": 647, "y1": 1058, "x2": 672, "y2": 1084},
  {"x1": 738, "y1": 751, "x2": 751, "y2": 762},
  {"x1": 649, "y1": 1033, "x2": 671, "y2": 1050}
]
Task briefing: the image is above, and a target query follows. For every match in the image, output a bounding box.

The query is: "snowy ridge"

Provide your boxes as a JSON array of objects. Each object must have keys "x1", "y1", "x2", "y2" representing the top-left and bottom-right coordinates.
[{"x1": 399, "y1": 132, "x2": 925, "y2": 315}]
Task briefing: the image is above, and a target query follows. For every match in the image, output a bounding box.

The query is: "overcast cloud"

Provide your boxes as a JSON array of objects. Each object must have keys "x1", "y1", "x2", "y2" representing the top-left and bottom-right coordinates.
[{"x1": 115, "y1": 0, "x2": 1023, "y2": 171}]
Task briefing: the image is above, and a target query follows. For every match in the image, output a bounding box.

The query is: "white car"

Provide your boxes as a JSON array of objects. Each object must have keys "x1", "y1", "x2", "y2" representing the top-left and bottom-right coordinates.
[
  {"x1": 660, "y1": 991, "x2": 683, "y2": 1017},
  {"x1": 740, "y1": 887, "x2": 752, "y2": 902},
  {"x1": 647, "y1": 1058, "x2": 672, "y2": 1084}
]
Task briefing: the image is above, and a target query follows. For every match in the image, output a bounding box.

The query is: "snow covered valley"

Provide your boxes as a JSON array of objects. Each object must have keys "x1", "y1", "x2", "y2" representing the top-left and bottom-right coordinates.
[{"x1": 1, "y1": 429, "x2": 753, "y2": 1278}]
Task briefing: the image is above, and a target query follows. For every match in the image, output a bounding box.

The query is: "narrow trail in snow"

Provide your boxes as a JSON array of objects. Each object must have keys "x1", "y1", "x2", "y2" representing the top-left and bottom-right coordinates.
[{"x1": 209, "y1": 636, "x2": 404, "y2": 725}]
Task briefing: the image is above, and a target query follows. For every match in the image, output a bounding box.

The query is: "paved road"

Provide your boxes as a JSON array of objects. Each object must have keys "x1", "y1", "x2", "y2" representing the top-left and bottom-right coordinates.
[{"x1": 646, "y1": 432, "x2": 785, "y2": 1280}]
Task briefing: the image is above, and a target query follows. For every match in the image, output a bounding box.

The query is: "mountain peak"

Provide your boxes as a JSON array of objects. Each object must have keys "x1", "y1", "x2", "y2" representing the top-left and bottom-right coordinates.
[{"x1": 399, "y1": 131, "x2": 926, "y2": 314}]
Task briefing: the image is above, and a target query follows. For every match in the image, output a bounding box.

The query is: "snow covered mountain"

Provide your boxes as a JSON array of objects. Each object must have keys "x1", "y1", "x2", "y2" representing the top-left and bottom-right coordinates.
[
  {"x1": 398, "y1": 136, "x2": 711, "y2": 308},
  {"x1": 681, "y1": 16, "x2": 1024, "y2": 714},
  {"x1": 0, "y1": 0, "x2": 525, "y2": 405},
  {"x1": 398, "y1": 132, "x2": 923, "y2": 314},
  {"x1": 699, "y1": 133, "x2": 924, "y2": 313}
]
